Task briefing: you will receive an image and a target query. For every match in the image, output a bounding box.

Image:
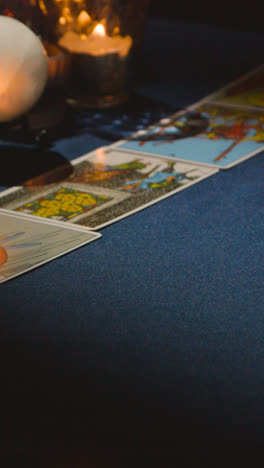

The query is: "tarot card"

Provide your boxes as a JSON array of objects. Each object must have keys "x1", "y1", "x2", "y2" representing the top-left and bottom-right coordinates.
[
  {"x1": 115, "y1": 103, "x2": 264, "y2": 169},
  {"x1": 207, "y1": 64, "x2": 264, "y2": 111},
  {"x1": 0, "y1": 209, "x2": 101, "y2": 284},
  {"x1": 0, "y1": 148, "x2": 217, "y2": 230}
]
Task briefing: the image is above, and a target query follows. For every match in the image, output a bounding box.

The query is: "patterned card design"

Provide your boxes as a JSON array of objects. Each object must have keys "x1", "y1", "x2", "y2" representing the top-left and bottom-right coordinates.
[
  {"x1": 118, "y1": 104, "x2": 264, "y2": 168},
  {"x1": 15, "y1": 187, "x2": 112, "y2": 221}
]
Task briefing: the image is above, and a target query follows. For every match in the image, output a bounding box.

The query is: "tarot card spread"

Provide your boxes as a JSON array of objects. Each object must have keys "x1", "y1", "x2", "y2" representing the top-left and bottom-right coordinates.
[
  {"x1": 0, "y1": 210, "x2": 101, "y2": 284},
  {"x1": 117, "y1": 103, "x2": 264, "y2": 169},
  {"x1": 0, "y1": 149, "x2": 217, "y2": 230}
]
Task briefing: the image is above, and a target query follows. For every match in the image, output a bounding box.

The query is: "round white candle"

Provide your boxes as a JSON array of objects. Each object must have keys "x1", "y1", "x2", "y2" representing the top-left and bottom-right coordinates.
[
  {"x1": 58, "y1": 23, "x2": 132, "y2": 57},
  {"x1": 0, "y1": 16, "x2": 48, "y2": 122}
]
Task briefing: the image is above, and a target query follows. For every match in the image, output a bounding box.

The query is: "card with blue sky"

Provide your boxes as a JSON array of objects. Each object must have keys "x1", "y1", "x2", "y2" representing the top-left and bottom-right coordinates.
[
  {"x1": 114, "y1": 102, "x2": 264, "y2": 169},
  {"x1": 0, "y1": 209, "x2": 101, "y2": 284}
]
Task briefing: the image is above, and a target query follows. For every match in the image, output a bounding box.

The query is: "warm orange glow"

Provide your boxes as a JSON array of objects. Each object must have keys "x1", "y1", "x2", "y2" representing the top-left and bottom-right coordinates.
[
  {"x1": 95, "y1": 147, "x2": 106, "y2": 169},
  {"x1": 0, "y1": 247, "x2": 7, "y2": 266},
  {"x1": 77, "y1": 10, "x2": 92, "y2": 27},
  {"x1": 62, "y1": 7, "x2": 72, "y2": 22},
  {"x1": 113, "y1": 26, "x2": 120, "y2": 35},
  {"x1": 80, "y1": 34, "x2": 87, "y2": 40},
  {"x1": 59, "y1": 16, "x2": 66, "y2": 25},
  {"x1": 93, "y1": 23, "x2": 106, "y2": 37},
  {"x1": 0, "y1": 61, "x2": 34, "y2": 121},
  {"x1": 38, "y1": 0, "x2": 48, "y2": 15}
]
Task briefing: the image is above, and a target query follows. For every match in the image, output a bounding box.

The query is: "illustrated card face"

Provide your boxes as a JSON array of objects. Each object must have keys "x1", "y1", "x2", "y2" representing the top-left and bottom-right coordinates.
[
  {"x1": 208, "y1": 65, "x2": 264, "y2": 111},
  {"x1": 15, "y1": 187, "x2": 113, "y2": 221},
  {"x1": 0, "y1": 209, "x2": 101, "y2": 284},
  {"x1": 0, "y1": 148, "x2": 217, "y2": 230},
  {"x1": 117, "y1": 103, "x2": 264, "y2": 169}
]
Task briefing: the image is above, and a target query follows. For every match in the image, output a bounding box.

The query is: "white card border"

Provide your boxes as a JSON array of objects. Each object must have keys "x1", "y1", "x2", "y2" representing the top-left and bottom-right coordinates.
[
  {"x1": 111, "y1": 95, "x2": 264, "y2": 170},
  {"x1": 0, "y1": 208, "x2": 101, "y2": 284},
  {"x1": 65, "y1": 147, "x2": 219, "y2": 229},
  {"x1": 0, "y1": 149, "x2": 218, "y2": 231}
]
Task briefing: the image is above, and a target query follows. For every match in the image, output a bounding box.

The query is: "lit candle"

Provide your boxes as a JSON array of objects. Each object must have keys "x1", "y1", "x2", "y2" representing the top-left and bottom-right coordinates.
[
  {"x1": 56, "y1": 9, "x2": 133, "y2": 107},
  {"x1": 58, "y1": 22, "x2": 132, "y2": 57}
]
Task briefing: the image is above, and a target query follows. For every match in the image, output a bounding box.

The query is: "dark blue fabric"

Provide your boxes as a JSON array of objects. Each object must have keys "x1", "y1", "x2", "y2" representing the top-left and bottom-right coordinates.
[{"x1": 1, "y1": 19, "x2": 264, "y2": 462}]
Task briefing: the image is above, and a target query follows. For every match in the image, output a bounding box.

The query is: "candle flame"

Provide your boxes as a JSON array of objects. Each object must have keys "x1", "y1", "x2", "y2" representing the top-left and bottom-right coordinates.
[
  {"x1": 95, "y1": 147, "x2": 105, "y2": 169},
  {"x1": 77, "y1": 10, "x2": 92, "y2": 27},
  {"x1": 93, "y1": 23, "x2": 106, "y2": 37}
]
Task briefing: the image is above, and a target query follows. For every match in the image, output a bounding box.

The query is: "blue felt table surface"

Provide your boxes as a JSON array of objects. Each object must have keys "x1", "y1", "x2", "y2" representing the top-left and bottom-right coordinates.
[{"x1": 1, "y1": 19, "x2": 264, "y2": 456}]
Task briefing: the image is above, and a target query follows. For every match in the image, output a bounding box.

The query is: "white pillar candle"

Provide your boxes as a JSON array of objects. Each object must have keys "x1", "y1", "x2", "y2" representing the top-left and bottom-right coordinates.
[{"x1": 59, "y1": 23, "x2": 132, "y2": 57}]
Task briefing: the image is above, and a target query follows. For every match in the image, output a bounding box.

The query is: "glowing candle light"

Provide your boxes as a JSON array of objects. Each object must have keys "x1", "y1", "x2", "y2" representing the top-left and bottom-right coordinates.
[
  {"x1": 53, "y1": 2, "x2": 134, "y2": 107},
  {"x1": 59, "y1": 21, "x2": 132, "y2": 57},
  {"x1": 77, "y1": 10, "x2": 92, "y2": 27},
  {"x1": 94, "y1": 23, "x2": 105, "y2": 36}
]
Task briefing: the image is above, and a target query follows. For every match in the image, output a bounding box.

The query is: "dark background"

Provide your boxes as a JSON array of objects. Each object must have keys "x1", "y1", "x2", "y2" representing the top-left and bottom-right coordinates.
[{"x1": 149, "y1": 0, "x2": 262, "y2": 31}]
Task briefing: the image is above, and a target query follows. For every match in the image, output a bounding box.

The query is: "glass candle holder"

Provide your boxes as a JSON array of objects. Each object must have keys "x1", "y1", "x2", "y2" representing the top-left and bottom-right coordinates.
[
  {"x1": 38, "y1": 0, "x2": 150, "y2": 108},
  {"x1": 44, "y1": 42, "x2": 71, "y2": 88}
]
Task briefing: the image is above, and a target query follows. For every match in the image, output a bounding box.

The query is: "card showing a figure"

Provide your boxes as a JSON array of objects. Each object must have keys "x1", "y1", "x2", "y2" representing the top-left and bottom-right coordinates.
[
  {"x1": 116, "y1": 103, "x2": 264, "y2": 169},
  {"x1": 0, "y1": 148, "x2": 217, "y2": 230}
]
